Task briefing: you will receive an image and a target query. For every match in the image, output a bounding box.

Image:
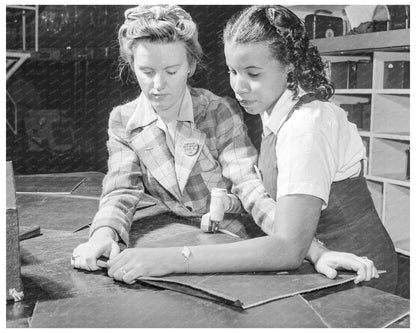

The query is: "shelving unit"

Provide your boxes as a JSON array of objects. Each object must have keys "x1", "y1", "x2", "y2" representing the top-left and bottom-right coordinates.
[{"x1": 315, "y1": 30, "x2": 410, "y2": 256}]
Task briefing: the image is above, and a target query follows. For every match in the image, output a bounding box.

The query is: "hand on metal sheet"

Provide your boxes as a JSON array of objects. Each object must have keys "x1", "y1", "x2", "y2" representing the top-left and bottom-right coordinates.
[
  {"x1": 107, "y1": 247, "x2": 175, "y2": 284},
  {"x1": 71, "y1": 227, "x2": 120, "y2": 271},
  {"x1": 314, "y1": 251, "x2": 379, "y2": 284}
]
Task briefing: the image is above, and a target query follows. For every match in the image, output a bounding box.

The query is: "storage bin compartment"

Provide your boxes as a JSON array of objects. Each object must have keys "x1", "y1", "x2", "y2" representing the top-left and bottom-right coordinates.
[
  {"x1": 383, "y1": 61, "x2": 410, "y2": 89},
  {"x1": 340, "y1": 103, "x2": 371, "y2": 131},
  {"x1": 371, "y1": 138, "x2": 409, "y2": 181},
  {"x1": 330, "y1": 61, "x2": 373, "y2": 89},
  {"x1": 372, "y1": 94, "x2": 409, "y2": 134}
]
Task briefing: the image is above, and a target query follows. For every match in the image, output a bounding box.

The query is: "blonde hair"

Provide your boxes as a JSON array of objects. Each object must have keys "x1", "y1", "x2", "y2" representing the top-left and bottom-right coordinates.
[{"x1": 118, "y1": 5, "x2": 203, "y2": 77}]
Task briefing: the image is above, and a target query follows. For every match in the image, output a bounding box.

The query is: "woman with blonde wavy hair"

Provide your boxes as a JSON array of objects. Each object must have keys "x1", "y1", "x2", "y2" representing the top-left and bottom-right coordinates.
[{"x1": 72, "y1": 4, "x2": 380, "y2": 286}]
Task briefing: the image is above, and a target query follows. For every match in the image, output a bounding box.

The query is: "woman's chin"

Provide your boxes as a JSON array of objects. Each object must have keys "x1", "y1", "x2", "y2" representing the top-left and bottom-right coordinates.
[{"x1": 242, "y1": 105, "x2": 261, "y2": 115}]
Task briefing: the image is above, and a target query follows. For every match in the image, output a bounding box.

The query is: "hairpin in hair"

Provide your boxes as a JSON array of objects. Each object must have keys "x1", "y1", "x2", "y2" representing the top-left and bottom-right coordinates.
[{"x1": 265, "y1": 7, "x2": 290, "y2": 35}]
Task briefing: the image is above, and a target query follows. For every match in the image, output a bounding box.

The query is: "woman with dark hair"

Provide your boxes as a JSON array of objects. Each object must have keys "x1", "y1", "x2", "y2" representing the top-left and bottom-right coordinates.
[
  {"x1": 71, "y1": 4, "x2": 382, "y2": 287},
  {"x1": 223, "y1": 5, "x2": 397, "y2": 293}
]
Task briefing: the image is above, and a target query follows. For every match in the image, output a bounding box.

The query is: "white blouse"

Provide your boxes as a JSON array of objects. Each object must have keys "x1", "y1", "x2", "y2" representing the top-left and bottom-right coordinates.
[{"x1": 261, "y1": 89, "x2": 366, "y2": 209}]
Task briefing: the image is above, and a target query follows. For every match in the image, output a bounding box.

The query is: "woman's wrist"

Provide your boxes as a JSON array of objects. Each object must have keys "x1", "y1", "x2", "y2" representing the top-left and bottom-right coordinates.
[
  {"x1": 306, "y1": 238, "x2": 327, "y2": 264},
  {"x1": 91, "y1": 227, "x2": 119, "y2": 242},
  {"x1": 170, "y1": 246, "x2": 192, "y2": 274}
]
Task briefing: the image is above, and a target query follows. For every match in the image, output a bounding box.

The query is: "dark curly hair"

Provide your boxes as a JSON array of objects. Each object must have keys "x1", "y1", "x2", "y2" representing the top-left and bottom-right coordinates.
[{"x1": 223, "y1": 5, "x2": 334, "y2": 101}]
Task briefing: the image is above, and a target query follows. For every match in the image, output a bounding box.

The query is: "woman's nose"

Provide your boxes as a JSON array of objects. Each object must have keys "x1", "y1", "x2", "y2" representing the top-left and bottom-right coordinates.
[
  {"x1": 234, "y1": 76, "x2": 250, "y2": 95},
  {"x1": 153, "y1": 73, "x2": 166, "y2": 90}
]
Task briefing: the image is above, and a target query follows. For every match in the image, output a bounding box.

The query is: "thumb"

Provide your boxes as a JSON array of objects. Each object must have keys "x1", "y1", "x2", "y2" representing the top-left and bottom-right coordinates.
[
  {"x1": 316, "y1": 263, "x2": 338, "y2": 279},
  {"x1": 108, "y1": 241, "x2": 120, "y2": 260}
]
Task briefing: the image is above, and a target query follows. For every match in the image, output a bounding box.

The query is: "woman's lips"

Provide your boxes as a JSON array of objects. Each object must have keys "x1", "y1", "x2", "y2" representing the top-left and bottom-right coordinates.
[
  {"x1": 238, "y1": 99, "x2": 256, "y2": 107},
  {"x1": 152, "y1": 93, "x2": 168, "y2": 100}
]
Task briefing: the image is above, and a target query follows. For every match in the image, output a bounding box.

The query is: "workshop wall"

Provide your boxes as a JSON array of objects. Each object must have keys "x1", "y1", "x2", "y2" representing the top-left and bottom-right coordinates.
[{"x1": 6, "y1": 5, "x2": 262, "y2": 175}]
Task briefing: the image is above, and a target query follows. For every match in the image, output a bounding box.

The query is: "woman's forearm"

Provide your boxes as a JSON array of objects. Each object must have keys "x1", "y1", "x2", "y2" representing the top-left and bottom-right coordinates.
[
  {"x1": 169, "y1": 195, "x2": 323, "y2": 274},
  {"x1": 171, "y1": 235, "x2": 305, "y2": 274}
]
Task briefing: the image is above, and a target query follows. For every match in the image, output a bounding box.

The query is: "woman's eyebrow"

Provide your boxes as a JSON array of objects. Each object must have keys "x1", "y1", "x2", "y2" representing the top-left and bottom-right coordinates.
[
  {"x1": 138, "y1": 64, "x2": 181, "y2": 70},
  {"x1": 245, "y1": 65, "x2": 262, "y2": 70},
  {"x1": 164, "y1": 64, "x2": 181, "y2": 70},
  {"x1": 138, "y1": 66, "x2": 154, "y2": 70}
]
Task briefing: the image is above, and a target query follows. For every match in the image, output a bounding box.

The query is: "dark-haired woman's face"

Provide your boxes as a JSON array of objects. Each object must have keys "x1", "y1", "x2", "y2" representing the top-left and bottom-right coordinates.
[{"x1": 224, "y1": 41, "x2": 289, "y2": 115}]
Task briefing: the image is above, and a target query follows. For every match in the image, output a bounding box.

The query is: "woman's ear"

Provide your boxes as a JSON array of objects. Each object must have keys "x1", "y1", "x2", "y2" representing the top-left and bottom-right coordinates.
[{"x1": 188, "y1": 62, "x2": 197, "y2": 77}]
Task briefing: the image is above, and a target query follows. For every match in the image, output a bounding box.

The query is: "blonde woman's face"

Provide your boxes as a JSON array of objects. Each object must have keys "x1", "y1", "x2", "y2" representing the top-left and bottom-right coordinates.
[
  {"x1": 133, "y1": 41, "x2": 192, "y2": 113},
  {"x1": 225, "y1": 41, "x2": 289, "y2": 115}
]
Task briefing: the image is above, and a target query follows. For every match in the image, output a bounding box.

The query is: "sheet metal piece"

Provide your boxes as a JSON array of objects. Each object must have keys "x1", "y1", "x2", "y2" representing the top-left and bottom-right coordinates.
[
  {"x1": 15, "y1": 174, "x2": 86, "y2": 194},
  {"x1": 308, "y1": 286, "x2": 410, "y2": 328},
  {"x1": 29, "y1": 291, "x2": 328, "y2": 328},
  {"x1": 140, "y1": 262, "x2": 356, "y2": 309}
]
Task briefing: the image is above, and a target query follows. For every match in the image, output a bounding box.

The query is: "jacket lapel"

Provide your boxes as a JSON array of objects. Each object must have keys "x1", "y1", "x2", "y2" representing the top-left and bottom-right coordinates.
[
  {"x1": 174, "y1": 122, "x2": 206, "y2": 194},
  {"x1": 130, "y1": 124, "x2": 181, "y2": 200}
]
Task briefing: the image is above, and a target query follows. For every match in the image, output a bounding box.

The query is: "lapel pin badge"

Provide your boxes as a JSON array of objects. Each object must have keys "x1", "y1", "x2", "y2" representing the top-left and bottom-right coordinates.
[{"x1": 183, "y1": 140, "x2": 199, "y2": 156}]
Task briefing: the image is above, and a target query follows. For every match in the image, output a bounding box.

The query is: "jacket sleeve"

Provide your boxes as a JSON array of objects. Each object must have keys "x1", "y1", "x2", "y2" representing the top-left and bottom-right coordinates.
[
  {"x1": 89, "y1": 107, "x2": 145, "y2": 246},
  {"x1": 216, "y1": 98, "x2": 276, "y2": 235}
]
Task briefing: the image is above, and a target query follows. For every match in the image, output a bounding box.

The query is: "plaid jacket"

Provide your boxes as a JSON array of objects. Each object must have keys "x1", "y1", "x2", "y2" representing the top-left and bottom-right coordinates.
[{"x1": 90, "y1": 87, "x2": 275, "y2": 245}]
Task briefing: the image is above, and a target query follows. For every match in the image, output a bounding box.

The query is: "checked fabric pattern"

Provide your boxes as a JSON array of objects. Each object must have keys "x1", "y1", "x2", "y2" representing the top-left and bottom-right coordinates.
[{"x1": 90, "y1": 87, "x2": 275, "y2": 245}]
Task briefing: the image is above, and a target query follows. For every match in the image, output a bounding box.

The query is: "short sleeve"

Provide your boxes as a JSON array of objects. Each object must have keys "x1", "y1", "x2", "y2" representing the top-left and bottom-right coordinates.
[{"x1": 275, "y1": 104, "x2": 337, "y2": 208}]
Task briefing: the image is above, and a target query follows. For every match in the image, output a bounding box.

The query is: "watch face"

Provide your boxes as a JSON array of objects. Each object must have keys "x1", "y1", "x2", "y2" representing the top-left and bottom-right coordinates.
[{"x1": 325, "y1": 28, "x2": 335, "y2": 38}]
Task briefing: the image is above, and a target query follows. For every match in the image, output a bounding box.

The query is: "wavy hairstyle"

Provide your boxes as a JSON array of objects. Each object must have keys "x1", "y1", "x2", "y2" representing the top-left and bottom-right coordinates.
[
  {"x1": 223, "y1": 5, "x2": 334, "y2": 100},
  {"x1": 118, "y1": 5, "x2": 203, "y2": 80}
]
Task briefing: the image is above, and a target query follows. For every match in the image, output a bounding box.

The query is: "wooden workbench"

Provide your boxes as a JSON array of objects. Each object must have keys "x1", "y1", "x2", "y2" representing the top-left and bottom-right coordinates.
[{"x1": 6, "y1": 172, "x2": 410, "y2": 328}]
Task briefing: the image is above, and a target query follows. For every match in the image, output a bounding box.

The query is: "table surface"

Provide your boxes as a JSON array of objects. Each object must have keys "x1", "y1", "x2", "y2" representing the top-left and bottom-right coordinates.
[{"x1": 6, "y1": 172, "x2": 410, "y2": 328}]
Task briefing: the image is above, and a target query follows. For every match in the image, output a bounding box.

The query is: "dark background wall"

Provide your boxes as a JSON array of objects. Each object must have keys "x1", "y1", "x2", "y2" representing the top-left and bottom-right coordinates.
[{"x1": 6, "y1": 5, "x2": 263, "y2": 175}]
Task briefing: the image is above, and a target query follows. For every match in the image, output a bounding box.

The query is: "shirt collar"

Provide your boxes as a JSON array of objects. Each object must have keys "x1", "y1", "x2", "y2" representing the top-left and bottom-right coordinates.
[
  {"x1": 126, "y1": 87, "x2": 194, "y2": 133},
  {"x1": 260, "y1": 89, "x2": 299, "y2": 136},
  {"x1": 178, "y1": 87, "x2": 194, "y2": 123}
]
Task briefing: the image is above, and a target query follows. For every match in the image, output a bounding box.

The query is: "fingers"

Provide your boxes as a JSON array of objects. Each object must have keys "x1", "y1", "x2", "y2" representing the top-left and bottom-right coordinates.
[
  {"x1": 107, "y1": 250, "x2": 143, "y2": 284},
  {"x1": 353, "y1": 256, "x2": 379, "y2": 284},
  {"x1": 71, "y1": 239, "x2": 119, "y2": 271},
  {"x1": 85, "y1": 254, "x2": 100, "y2": 271},
  {"x1": 113, "y1": 267, "x2": 138, "y2": 285},
  {"x1": 316, "y1": 264, "x2": 338, "y2": 280},
  {"x1": 71, "y1": 251, "x2": 95, "y2": 271},
  {"x1": 314, "y1": 251, "x2": 380, "y2": 284},
  {"x1": 107, "y1": 256, "x2": 138, "y2": 284},
  {"x1": 107, "y1": 253, "x2": 125, "y2": 277},
  {"x1": 71, "y1": 244, "x2": 92, "y2": 270},
  {"x1": 337, "y1": 253, "x2": 378, "y2": 283}
]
